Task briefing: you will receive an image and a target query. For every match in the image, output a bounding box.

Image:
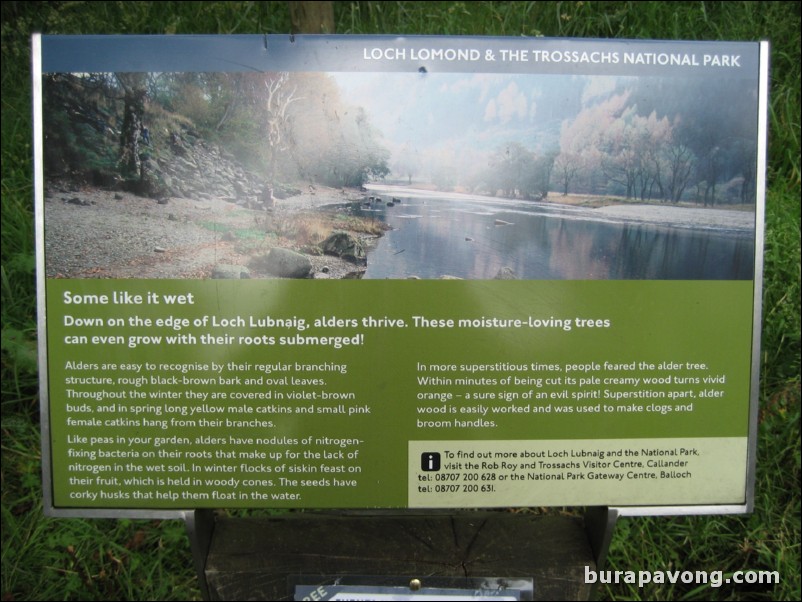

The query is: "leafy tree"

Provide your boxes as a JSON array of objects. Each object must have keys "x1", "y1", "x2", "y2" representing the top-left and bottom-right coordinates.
[{"x1": 42, "y1": 73, "x2": 120, "y2": 182}]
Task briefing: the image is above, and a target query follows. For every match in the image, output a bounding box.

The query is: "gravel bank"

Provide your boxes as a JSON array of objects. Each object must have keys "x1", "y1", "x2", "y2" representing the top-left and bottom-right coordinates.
[
  {"x1": 43, "y1": 185, "x2": 366, "y2": 279},
  {"x1": 593, "y1": 203, "x2": 754, "y2": 232}
]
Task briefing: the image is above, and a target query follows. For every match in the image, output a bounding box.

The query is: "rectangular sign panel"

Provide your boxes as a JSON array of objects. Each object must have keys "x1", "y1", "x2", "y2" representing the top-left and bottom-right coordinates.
[{"x1": 34, "y1": 35, "x2": 767, "y2": 515}]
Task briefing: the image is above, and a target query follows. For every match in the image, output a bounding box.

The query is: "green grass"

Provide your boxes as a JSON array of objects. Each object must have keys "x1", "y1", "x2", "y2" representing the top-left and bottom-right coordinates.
[{"x1": 2, "y1": 2, "x2": 799, "y2": 600}]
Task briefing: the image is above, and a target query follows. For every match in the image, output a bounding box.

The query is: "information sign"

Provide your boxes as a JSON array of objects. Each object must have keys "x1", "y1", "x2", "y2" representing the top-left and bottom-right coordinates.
[{"x1": 34, "y1": 35, "x2": 768, "y2": 515}]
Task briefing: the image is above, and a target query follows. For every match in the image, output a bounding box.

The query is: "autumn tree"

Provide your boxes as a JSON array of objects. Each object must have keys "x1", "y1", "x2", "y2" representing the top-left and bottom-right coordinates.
[
  {"x1": 557, "y1": 91, "x2": 630, "y2": 196},
  {"x1": 559, "y1": 90, "x2": 693, "y2": 202},
  {"x1": 284, "y1": 73, "x2": 389, "y2": 188},
  {"x1": 630, "y1": 111, "x2": 671, "y2": 202},
  {"x1": 628, "y1": 76, "x2": 758, "y2": 206}
]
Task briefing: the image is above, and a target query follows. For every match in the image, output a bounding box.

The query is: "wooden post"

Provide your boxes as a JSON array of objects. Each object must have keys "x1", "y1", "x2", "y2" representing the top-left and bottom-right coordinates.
[
  {"x1": 288, "y1": 1, "x2": 335, "y2": 34},
  {"x1": 195, "y1": 511, "x2": 615, "y2": 600}
]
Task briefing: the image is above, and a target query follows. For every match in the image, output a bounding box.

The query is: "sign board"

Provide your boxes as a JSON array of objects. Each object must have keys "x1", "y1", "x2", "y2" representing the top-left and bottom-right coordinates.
[{"x1": 33, "y1": 35, "x2": 768, "y2": 516}]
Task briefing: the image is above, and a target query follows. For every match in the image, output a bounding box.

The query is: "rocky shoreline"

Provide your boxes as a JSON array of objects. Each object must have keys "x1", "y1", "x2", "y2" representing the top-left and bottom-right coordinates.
[
  {"x1": 43, "y1": 184, "x2": 375, "y2": 280},
  {"x1": 44, "y1": 180, "x2": 754, "y2": 281}
]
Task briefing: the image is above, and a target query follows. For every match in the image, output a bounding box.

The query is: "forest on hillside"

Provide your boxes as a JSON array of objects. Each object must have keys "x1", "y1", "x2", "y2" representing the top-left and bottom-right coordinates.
[
  {"x1": 44, "y1": 67, "x2": 759, "y2": 208},
  {"x1": 43, "y1": 71, "x2": 390, "y2": 197}
]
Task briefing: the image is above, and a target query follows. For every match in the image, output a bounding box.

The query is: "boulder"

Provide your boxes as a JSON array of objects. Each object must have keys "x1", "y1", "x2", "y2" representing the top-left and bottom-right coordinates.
[
  {"x1": 320, "y1": 231, "x2": 366, "y2": 265},
  {"x1": 494, "y1": 267, "x2": 518, "y2": 280},
  {"x1": 211, "y1": 264, "x2": 251, "y2": 279},
  {"x1": 259, "y1": 248, "x2": 312, "y2": 278}
]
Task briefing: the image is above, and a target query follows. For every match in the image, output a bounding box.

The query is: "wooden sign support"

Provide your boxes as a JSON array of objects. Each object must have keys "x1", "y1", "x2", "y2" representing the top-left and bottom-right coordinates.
[{"x1": 184, "y1": 508, "x2": 618, "y2": 601}]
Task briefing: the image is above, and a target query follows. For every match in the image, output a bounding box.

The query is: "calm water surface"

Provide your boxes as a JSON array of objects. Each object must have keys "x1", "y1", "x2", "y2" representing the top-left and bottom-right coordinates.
[{"x1": 350, "y1": 189, "x2": 754, "y2": 280}]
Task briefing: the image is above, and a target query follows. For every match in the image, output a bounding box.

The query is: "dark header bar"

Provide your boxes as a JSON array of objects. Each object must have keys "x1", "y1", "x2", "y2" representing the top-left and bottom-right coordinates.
[{"x1": 41, "y1": 34, "x2": 759, "y2": 77}]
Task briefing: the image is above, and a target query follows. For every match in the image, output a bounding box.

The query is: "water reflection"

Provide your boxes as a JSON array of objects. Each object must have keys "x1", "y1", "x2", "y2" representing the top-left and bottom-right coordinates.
[{"x1": 351, "y1": 193, "x2": 754, "y2": 280}]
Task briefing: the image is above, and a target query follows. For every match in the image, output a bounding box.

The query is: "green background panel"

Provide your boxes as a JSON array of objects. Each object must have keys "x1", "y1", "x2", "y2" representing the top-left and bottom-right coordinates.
[{"x1": 46, "y1": 279, "x2": 753, "y2": 508}]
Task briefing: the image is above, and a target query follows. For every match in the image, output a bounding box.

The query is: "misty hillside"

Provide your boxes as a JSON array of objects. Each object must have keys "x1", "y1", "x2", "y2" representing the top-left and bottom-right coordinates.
[
  {"x1": 42, "y1": 71, "x2": 390, "y2": 203},
  {"x1": 43, "y1": 68, "x2": 759, "y2": 206}
]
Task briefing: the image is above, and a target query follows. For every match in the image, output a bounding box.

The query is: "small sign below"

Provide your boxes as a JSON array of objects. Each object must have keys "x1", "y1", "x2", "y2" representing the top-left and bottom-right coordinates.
[{"x1": 295, "y1": 577, "x2": 532, "y2": 601}]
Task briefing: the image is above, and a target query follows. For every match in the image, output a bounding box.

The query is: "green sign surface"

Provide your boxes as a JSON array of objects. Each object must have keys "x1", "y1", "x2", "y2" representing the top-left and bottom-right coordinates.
[{"x1": 46, "y1": 279, "x2": 753, "y2": 508}]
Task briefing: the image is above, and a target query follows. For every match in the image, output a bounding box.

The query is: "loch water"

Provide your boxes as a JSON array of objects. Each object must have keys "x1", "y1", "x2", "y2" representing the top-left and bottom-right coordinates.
[{"x1": 351, "y1": 190, "x2": 754, "y2": 281}]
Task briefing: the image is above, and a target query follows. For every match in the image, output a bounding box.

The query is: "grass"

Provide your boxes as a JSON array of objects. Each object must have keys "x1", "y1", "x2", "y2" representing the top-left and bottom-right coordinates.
[
  {"x1": 2, "y1": 2, "x2": 799, "y2": 600},
  {"x1": 328, "y1": 213, "x2": 390, "y2": 237}
]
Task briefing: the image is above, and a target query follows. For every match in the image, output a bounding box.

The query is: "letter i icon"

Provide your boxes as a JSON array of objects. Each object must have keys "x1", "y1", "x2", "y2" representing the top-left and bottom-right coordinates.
[{"x1": 421, "y1": 452, "x2": 441, "y2": 471}]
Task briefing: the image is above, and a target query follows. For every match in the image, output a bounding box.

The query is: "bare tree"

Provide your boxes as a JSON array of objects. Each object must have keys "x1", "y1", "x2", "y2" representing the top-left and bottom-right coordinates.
[
  {"x1": 264, "y1": 74, "x2": 302, "y2": 186},
  {"x1": 554, "y1": 152, "x2": 581, "y2": 196}
]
